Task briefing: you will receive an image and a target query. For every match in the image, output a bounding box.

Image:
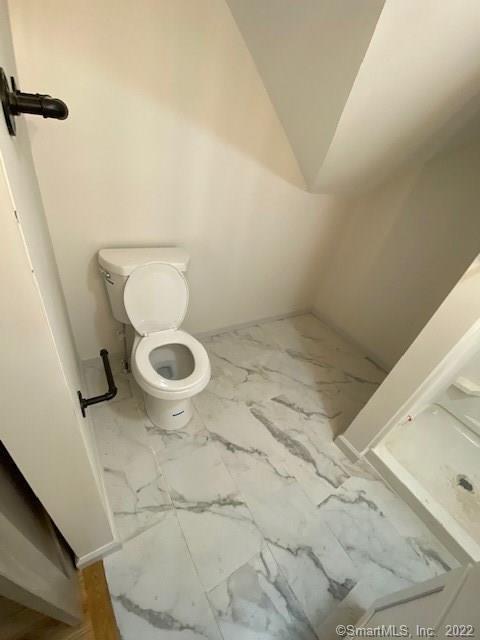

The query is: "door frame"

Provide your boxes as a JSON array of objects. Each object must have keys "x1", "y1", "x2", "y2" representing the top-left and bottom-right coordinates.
[{"x1": 0, "y1": 444, "x2": 82, "y2": 624}]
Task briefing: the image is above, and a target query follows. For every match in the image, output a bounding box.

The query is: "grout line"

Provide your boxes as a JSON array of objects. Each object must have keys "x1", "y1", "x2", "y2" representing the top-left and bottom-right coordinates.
[
  {"x1": 156, "y1": 444, "x2": 227, "y2": 640},
  {"x1": 205, "y1": 421, "x2": 327, "y2": 636}
]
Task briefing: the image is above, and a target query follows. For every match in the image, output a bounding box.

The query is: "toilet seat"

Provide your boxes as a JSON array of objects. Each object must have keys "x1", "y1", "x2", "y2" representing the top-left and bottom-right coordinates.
[
  {"x1": 132, "y1": 329, "x2": 211, "y2": 400},
  {"x1": 124, "y1": 261, "x2": 210, "y2": 402}
]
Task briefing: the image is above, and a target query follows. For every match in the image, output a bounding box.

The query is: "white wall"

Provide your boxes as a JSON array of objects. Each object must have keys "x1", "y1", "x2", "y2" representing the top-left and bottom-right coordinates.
[
  {"x1": 10, "y1": 0, "x2": 480, "y2": 372},
  {"x1": 9, "y1": 0, "x2": 339, "y2": 361},
  {"x1": 225, "y1": 0, "x2": 480, "y2": 195},
  {"x1": 317, "y1": 0, "x2": 480, "y2": 193},
  {"x1": 314, "y1": 124, "x2": 480, "y2": 370},
  {"x1": 226, "y1": 0, "x2": 384, "y2": 189}
]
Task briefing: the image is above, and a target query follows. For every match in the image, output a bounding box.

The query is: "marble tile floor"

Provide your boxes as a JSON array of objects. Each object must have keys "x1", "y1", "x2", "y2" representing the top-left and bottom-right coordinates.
[{"x1": 86, "y1": 314, "x2": 457, "y2": 640}]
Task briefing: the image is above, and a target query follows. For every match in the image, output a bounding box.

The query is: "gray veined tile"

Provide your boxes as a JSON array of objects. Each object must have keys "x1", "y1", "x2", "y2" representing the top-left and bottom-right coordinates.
[
  {"x1": 91, "y1": 396, "x2": 153, "y2": 457},
  {"x1": 104, "y1": 511, "x2": 222, "y2": 640},
  {"x1": 161, "y1": 442, "x2": 264, "y2": 591},
  {"x1": 269, "y1": 382, "x2": 370, "y2": 438},
  {"x1": 247, "y1": 402, "x2": 347, "y2": 505},
  {"x1": 86, "y1": 314, "x2": 448, "y2": 640},
  {"x1": 161, "y1": 441, "x2": 238, "y2": 506},
  {"x1": 146, "y1": 406, "x2": 210, "y2": 464},
  {"x1": 195, "y1": 379, "x2": 360, "y2": 507},
  {"x1": 201, "y1": 315, "x2": 373, "y2": 417},
  {"x1": 316, "y1": 477, "x2": 452, "y2": 595},
  {"x1": 90, "y1": 397, "x2": 172, "y2": 542},
  {"x1": 205, "y1": 326, "x2": 348, "y2": 397},
  {"x1": 258, "y1": 315, "x2": 352, "y2": 363},
  {"x1": 213, "y1": 430, "x2": 296, "y2": 502},
  {"x1": 242, "y1": 317, "x2": 308, "y2": 352},
  {"x1": 287, "y1": 315, "x2": 365, "y2": 358},
  {"x1": 273, "y1": 349, "x2": 351, "y2": 388},
  {"x1": 205, "y1": 350, "x2": 284, "y2": 406},
  {"x1": 208, "y1": 544, "x2": 318, "y2": 640},
  {"x1": 174, "y1": 506, "x2": 263, "y2": 594},
  {"x1": 246, "y1": 483, "x2": 357, "y2": 634},
  {"x1": 235, "y1": 323, "x2": 284, "y2": 349},
  {"x1": 259, "y1": 377, "x2": 357, "y2": 439},
  {"x1": 104, "y1": 465, "x2": 172, "y2": 543},
  {"x1": 195, "y1": 391, "x2": 295, "y2": 502},
  {"x1": 269, "y1": 393, "x2": 342, "y2": 431},
  {"x1": 206, "y1": 331, "x2": 278, "y2": 378},
  {"x1": 336, "y1": 477, "x2": 453, "y2": 563},
  {"x1": 299, "y1": 423, "x2": 377, "y2": 484},
  {"x1": 258, "y1": 315, "x2": 385, "y2": 402},
  {"x1": 291, "y1": 339, "x2": 385, "y2": 390},
  {"x1": 194, "y1": 392, "x2": 284, "y2": 462},
  {"x1": 333, "y1": 478, "x2": 457, "y2": 571}
]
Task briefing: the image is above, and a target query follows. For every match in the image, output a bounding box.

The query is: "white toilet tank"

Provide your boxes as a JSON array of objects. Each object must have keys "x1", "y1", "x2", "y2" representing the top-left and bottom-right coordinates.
[{"x1": 98, "y1": 247, "x2": 190, "y2": 324}]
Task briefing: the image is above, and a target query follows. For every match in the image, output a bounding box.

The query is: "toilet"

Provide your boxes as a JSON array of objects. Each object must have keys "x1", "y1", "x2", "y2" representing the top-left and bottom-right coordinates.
[{"x1": 98, "y1": 247, "x2": 211, "y2": 430}]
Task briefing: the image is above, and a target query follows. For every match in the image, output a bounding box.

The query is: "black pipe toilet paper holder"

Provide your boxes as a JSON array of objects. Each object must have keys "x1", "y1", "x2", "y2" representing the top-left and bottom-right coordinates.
[{"x1": 78, "y1": 349, "x2": 118, "y2": 417}]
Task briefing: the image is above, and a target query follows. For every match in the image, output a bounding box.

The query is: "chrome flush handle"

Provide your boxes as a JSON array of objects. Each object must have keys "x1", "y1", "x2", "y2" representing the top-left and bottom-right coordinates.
[{"x1": 99, "y1": 266, "x2": 114, "y2": 285}]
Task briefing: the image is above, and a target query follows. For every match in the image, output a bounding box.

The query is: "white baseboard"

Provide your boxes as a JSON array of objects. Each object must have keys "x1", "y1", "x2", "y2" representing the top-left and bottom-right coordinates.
[
  {"x1": 76, "y1": 538, "x2": 122, "y2": 569},
  {"x1": 335, "y1": 435, "x2": 361, "y2": 462},
  {"x1": 194, "y1": 309, "x2": 311, "y2": 340},
  {"x1": 82, "y1": 351, "x2": 124, "y2": 370},
  {"x1": 81, "y1": 309, "x2": 313, "y2": 367}
]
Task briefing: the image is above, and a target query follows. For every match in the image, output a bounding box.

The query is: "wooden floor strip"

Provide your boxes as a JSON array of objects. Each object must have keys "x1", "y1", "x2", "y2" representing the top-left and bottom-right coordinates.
[
  {"x1": 82, "y1": 561, "x2": 119, "y2": 640},
  {"x1": 0, "y1": 561, "x2": 119, "y2": 640}
]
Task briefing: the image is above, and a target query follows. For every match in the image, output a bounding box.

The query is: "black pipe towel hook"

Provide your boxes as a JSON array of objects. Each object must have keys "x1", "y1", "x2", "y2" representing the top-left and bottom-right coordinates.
[{"x1": 0, "y1": 67, "x2": 68, "y2": 136}]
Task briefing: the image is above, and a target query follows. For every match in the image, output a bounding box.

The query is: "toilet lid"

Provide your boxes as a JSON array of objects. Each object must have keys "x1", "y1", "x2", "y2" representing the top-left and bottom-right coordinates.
[{"x1": 123, "y1": 262, "x2": 189, "y2": 336}]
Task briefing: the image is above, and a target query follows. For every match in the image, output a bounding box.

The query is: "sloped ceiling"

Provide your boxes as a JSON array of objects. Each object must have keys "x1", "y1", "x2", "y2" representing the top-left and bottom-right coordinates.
[
  {"x1": 226, "y1": 0, "x2": 385, "y2": 190},
  {"x1": 227, "y1": 0, "x2": 480, "y2": 194},
  {"x1": 317, "y1": 0, "x2": 480, "y2": 193}
]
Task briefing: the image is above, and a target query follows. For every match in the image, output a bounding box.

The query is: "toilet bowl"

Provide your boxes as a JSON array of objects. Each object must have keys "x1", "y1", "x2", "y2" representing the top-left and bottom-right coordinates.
[
  {"x1": 98, "y1": 248, "x2": 211, "y2": 430},
  {"x1": 131, "y1": 329, "x2": 210, "y2": 429}
]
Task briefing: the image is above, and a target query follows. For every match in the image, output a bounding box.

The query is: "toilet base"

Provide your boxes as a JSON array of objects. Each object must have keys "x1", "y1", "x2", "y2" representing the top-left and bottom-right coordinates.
[{"x1": 144, "y1": 393, "x2": 193, "y2": 430}]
